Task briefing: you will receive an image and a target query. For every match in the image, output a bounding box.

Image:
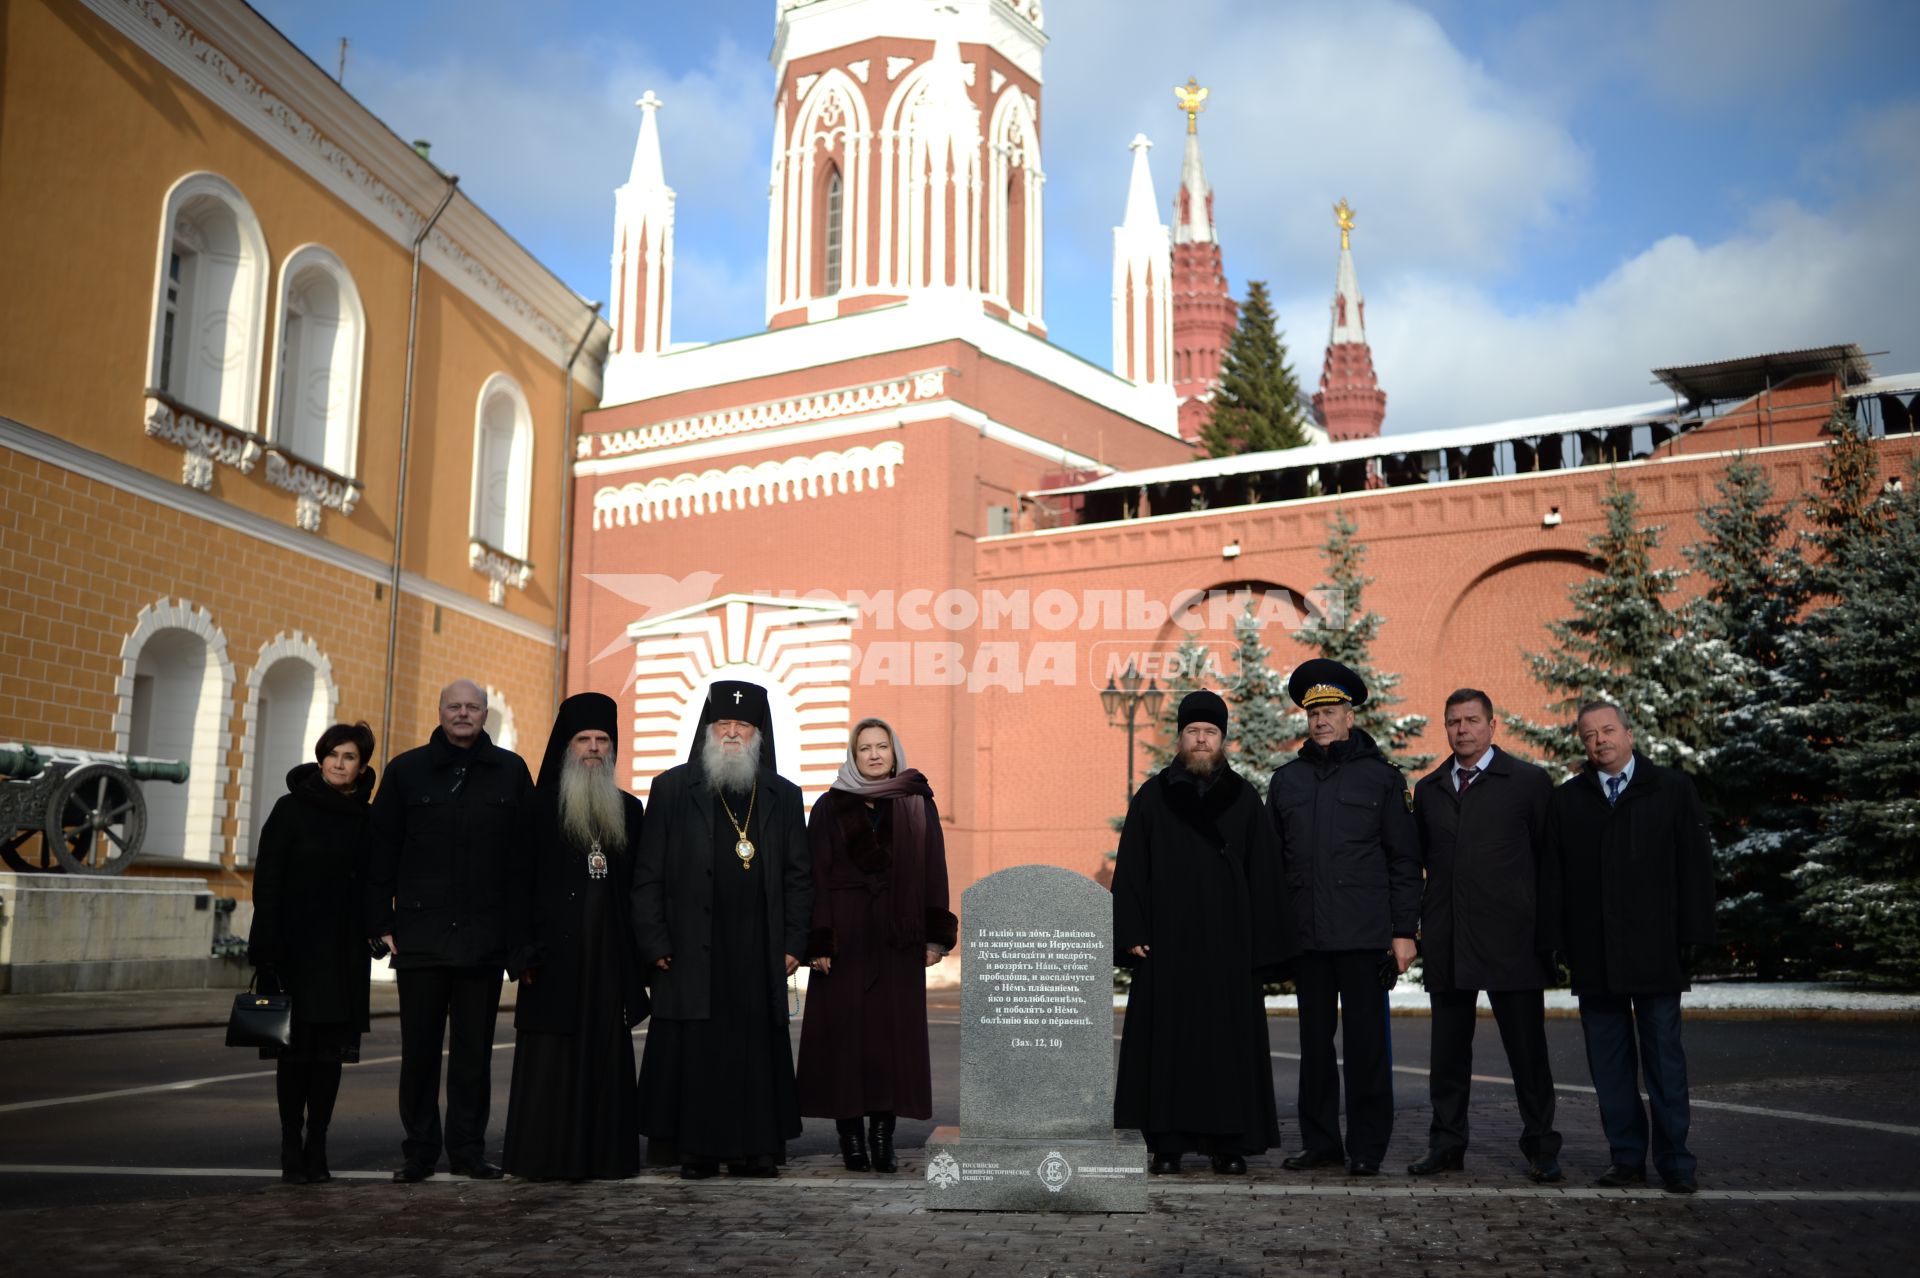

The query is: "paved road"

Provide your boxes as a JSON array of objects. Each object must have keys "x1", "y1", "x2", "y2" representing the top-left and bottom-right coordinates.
[{"x1": 3, "y1": 999, "x2": 1917, "y2": 1274}]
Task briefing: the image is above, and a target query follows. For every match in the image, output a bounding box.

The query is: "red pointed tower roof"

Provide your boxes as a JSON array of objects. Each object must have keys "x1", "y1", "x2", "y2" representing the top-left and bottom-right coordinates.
[
  {"x1": 1169, "y1": 78, "x2": 1237, "y2": 444},
  {"x1": 1313, "y1": 198, "x2": 1387, "y2": 441}
]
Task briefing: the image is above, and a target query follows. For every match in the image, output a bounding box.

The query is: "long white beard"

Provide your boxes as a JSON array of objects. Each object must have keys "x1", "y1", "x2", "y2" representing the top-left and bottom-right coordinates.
[
  {"x1": 701, "y1": 730, "x2": 762, "y2": 794},
  {"x1": 558, "y1": 752, "x2": 627, "y2": 851}
]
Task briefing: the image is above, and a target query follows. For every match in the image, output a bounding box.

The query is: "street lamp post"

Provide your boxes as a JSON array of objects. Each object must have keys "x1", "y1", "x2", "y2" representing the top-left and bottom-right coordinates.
[{"x1": 1100, "y1": 659, "x2": 1166, "y2": 809}]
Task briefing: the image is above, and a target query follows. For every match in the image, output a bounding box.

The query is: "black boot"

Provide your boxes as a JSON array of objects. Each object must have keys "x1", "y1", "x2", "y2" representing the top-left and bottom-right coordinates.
[
  {"x1": 867, "y1": 1113, "x2": 897, "y2": 1174},
  {"x1": 303, "y1": 1127, "x2": 331, "y2": 1183},
  {"x1": 280, "y1": 1127, "x2": 308, "y2": 1184},
  {"x1": 836, "y1": 1117, "x2": 870, "y2": 1172}
]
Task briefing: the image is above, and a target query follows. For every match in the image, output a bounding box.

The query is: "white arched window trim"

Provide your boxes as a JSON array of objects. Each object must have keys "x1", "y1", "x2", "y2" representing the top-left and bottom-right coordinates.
[
  {"x1": 265, "y1": 244, "x2": 367, "y2": 479},
  {"x1": 469, "y1": 373, "x2": 535, "y2": 601},
  {"x1": 145, "y1": 172, "x2": 270, "y2": 435},
  {"x1": 778, "y1": 68, "x2": 872, "y2": 313},
  {"x1": 114, "y1": 599, "x2": 237, "y2": 865},
  {"x1": 986, "y1": 87, "x2": 1044, "y2": 326},
  {"x1": 231, "y1": 632, "x2": 339, "y2": 866}
]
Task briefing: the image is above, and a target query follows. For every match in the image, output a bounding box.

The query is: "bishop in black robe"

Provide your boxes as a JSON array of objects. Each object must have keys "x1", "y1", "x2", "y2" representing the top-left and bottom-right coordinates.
[
  {"x1": 1113, "y1": 690, "x2": 1296, "y2": 1174},
  {"x1": 502, "y1": 692, "x2": 648, "y2": 1180},
  {"x1": 633, "y1": 680, "x2": 812, "y2": 1177}
]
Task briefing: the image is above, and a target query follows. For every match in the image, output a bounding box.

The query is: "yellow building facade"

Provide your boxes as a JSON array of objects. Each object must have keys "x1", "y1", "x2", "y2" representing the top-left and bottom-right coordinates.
[{"x1": 0, "y1": 0, "x2": 610, "y2": 896}]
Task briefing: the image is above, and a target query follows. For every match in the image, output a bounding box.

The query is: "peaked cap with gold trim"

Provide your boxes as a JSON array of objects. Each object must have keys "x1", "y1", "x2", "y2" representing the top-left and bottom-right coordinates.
[{"x1": 1287, "y1": 658, "x2": 1370, "y2": 710}]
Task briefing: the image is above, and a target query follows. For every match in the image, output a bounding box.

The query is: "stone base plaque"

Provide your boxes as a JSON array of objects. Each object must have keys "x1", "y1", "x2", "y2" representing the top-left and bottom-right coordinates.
[{"x1": 924, "y1": 864, "x2": 1147, "y2": 1213}]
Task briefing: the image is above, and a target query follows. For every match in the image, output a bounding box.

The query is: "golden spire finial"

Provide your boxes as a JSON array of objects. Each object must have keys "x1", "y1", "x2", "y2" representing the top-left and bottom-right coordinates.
[
  {"x1": 1334, "y1": 198, "x2": 1355, "y2": 251},
  {"x1": 1174, "y1": 77, "x2": 1209, "y2": 136}
]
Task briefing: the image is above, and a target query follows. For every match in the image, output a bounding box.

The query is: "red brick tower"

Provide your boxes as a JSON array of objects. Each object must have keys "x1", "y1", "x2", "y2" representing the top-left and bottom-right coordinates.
[
  {"x1": 1313, "y1": 198, "x2": 1387, "y2": 440},
  {"x1": 1170, "y1": 79, "x2": 1237, "y2": 444}
]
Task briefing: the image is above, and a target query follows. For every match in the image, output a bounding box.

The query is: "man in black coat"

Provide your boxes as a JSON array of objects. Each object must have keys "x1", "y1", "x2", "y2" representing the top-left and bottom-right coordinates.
[
  {"x1": 368, "y1": 679, "x2": 534, "y2": 1182},
  {"x1": 1410, "y1": 688, "x2": 1563, "y2": 1182},
  {"x1": 1547, "y1": 700, "x2": 1715, "y2": 1194},
  {"x1": 1266, "y1": 659, "x2": 1421, "y2": 1176},
  {"x1": 633, "y1": 680, "x2": 811, "y2": 1178},
  {"x1": 1113, "y1": 690, "x2": 1294, "y2": 1176}
]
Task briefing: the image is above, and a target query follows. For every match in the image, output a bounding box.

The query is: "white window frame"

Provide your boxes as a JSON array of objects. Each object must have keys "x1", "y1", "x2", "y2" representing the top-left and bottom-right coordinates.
[
  {"x1": 470, "y1": 372, "x2": 535, "y2": 561},
  {"x1": 265, "y1": 244, "x2": 367, "y2": 478},
  {"x1": 146, "y1": 172, "x2": 270, "y2": 434}
]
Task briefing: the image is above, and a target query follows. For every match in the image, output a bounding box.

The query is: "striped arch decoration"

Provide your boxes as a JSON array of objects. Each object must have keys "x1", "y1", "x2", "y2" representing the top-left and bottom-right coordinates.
[{"x1": 623, "y1": 595, "x2": 859, "y2": 804}]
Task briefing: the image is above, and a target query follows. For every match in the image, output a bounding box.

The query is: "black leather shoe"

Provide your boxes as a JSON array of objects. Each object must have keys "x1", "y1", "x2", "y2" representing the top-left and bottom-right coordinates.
[
  {"x1": 1281, "y1": 1149, "x2": 1343, "y2": 1171},
  {"x1": 303, "y1": 1129, "x2": 332, "y2": 1184},
  {"x1": 1346, "y1": 1160, "x2": 1380, "y2": 1177},
  {"x1": 836, "y1": 1118, "x2": 870, "y2": 1172},
  {"x1": 1408, "y1": 1148, "x2": 1465, "y2": 1176},
  {"x1": 391, "y1": 1161, "x2": 434, "y2": 1183},
  {"x1": 280, "y1": 1130, "x2": 308, "y2": 1185},
  {"x1": 1149, "y1": 1155, "x2": 1182, "y2": 1175},
  {"x1": 1528, "y1": 1158, "x2": 1565, "y2": 1184},
  {"x1": 1209, "y1": 1154, "x2": 1247, "y2": 1175},
  {"x1": 1596, "y1": 1163, "x2": 1646, "y2": 1187},
  {"x1": 680, "y1": 1162, "x2": 719, "y2": 1180},
  {"x1": 450, "y1": 1158, "x2": 502, "y2": 1180},
  {"x1": 868, "y1": 1113, "x2": 898, "y2": 1174},
  {"x1": 1662, "y1": 1174, "x2": 1698, "y2": 1195}
]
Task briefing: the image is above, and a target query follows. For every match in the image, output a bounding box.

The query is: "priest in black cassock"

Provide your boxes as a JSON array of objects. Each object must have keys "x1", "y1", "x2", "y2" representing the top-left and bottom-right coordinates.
[
  {"x1": 1113, "y1": 690, "x2": 1295, "y2": 1175},
  {"x1": 633, "y1": 680, "x2": 811, "y2": 1178},
  {"x1": 501, "y1": 692, "x2": 647, "y2": 1180}
]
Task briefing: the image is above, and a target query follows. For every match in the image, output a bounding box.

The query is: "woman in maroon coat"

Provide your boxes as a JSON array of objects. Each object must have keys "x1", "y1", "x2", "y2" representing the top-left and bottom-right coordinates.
[{"x1": 795, "y1": 719, "x2": 956, "y2": 1172}]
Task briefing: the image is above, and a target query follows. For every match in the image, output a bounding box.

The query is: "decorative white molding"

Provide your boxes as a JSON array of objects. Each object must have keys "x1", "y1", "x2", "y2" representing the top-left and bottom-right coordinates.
[
  {"x1": 144, "y1": 395, "x2": 262, "y2": 490},
  {"x1": 848, "y1": 58, "x2": 870, "y2": 84},
  {"x1": 887, "y1": 56, "x2": 914, "y2": 81},
  {"x1": 114, "y1": 598, "x2": 235, "y2": 864},
  {"x1": 232, "y1": 631, "x2": 338, "y2": 865},
  {"x1": 264, "y1": 450, "x2": 360, "y2": 532},
  {"x1": 795, "y1": 72, "x2": 819, "y2": 99},
  {"x1": 469, "y1": 540, "x2": 534, "y2": 606},
  {"x1": 623, "y1": 594, "x2": 858, "y2": 804},
  {"x1": 589, "y1": 369, "x2": 946, "y2": 459},
  {"x1": 84, "y1": 0, "x2": 607, "y2": 384},
  {"x1": 593, "y1": 441, "x2": 905, "y2": 529},
  {"x1": 483, "y1": 685, "x2": 518, "y2": 752},
  {"x1": 2, "y1": 413, "x2": 558, "y2": 646},
  {"x1": 990, "y1": 69, "x2": 1006, "y2": 94}
]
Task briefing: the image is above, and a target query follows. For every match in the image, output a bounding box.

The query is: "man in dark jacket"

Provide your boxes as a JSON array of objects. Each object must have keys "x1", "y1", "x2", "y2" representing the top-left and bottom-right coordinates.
[
  {"x1": 1266, "y1": 659, "x2": 1421, "y2": 1175},
  {"x1": 1547, "y1": 700, "x2": 1714, "y2": 1195},
  {"x1": 1113, "y1": 690, "x2": 1294, "y2": 1176},
  {"x1": 633, "y1": 680, "x2": 811, "y2": 1179},
  {"x1": 368, "y1": 679, "x2": 534, "y2": 1182},
  {"x1": 1410, "y1": 688, "x2": 1562, "y2": 1182}
]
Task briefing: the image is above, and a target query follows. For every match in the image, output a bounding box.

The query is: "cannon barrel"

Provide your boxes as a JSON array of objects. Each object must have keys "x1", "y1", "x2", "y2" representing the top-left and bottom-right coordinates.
[{"x1": 0, "y1": 743, "x2": 189, "y2": 784}]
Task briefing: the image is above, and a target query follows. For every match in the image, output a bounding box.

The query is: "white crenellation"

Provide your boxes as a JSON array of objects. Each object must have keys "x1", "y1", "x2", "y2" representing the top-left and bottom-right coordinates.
[
  {"x1": 144, "y1": 395, "x2": 262, "y2": 490},
  {"x1": 592, "y1": 440, "x2": 905, "y2": 528},
  {"x1": 590, "y1": 368, "x2": 945, "y2": 459}
]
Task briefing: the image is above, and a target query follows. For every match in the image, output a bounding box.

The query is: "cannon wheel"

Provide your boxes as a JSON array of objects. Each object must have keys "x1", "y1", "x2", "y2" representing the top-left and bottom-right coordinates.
[
  {"x1": 1, "y1": 826, "x2": 58, "y2": 873},
  {"x1": 44, "y1": 763, "x2": 146, "y2": 874}
]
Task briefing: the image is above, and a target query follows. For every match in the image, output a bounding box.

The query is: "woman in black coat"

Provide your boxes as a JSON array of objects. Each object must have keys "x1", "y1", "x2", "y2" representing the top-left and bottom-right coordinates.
[{"x1": 247, "y1": 721, "x2": 377, "y2": 1185}]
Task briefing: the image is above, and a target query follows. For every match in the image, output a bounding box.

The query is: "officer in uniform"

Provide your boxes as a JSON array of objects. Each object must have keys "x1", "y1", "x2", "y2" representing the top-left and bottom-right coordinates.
[{"x1": 1266, "y1": 659, "x2": 1421, "y2": 1175}]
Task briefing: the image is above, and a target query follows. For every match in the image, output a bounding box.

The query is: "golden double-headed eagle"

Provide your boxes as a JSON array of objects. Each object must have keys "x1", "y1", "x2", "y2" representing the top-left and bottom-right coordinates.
[
  {"x1": 1335, "y1": 198, "x2": 1356, "y2": 250},
  {"x1": 1174, "y1": 78, "x2": 1208, "y2": 135}
]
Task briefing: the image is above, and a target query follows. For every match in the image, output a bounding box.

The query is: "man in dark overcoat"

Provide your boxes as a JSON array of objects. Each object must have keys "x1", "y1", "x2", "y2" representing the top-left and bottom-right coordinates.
[
  {"x1": 368, "y1": 678, "x2": 534, "y2": 1182},
  {"x1": 1410, "y1": 688, "x2": 1563, "y2": 1182},
  {"x1": 1113, "y1": 690, "x2": 1295, "y2": 1175},
  {"x1": 632, "y1": 680, "x2": 812, "y2": 1178},
  {"x1": 1266, "y1": 659, "x2": 1421, "y2": 1176},
  {"x1": 1547, "y1": 700, "x2": 1715, "y2": 1194}
]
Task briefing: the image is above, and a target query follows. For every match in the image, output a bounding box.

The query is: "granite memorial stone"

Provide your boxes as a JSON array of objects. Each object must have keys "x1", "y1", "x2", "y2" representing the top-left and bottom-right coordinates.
[{"x1": 925, "y1": 864, "x2": 1147, "y2": 1211}]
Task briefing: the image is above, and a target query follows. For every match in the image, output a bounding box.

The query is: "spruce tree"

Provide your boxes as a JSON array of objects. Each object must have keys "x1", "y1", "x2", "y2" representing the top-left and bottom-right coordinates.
[
  {"x1": 1276, "y1": 513, "x2": 1432, "y2": 771},
  {"x1": 1200, "y1": 281, "x2": 1311, "y2": 458},
  {"x1": 1794, "y1": 462, "x2": 1920, "y2": 985},
  {"x1": 1505, "y1": 480, "x2": 1734, "y2": 773},
  {"x1": 1802, "y1": 404, "x2": 1886, "y2": 592},
  {"x1": 1681, "y1": 458, "x2": 1820, "y2": 976},
  {"x1": 1219, "y1": 601, "x2": 1295, "y2": 798}
]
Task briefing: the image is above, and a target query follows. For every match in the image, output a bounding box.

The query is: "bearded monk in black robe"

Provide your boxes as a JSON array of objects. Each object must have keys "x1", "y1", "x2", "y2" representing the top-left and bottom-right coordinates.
[{"x1": 1113, "y1": 690, "x2": 1295, "y2": 1175}]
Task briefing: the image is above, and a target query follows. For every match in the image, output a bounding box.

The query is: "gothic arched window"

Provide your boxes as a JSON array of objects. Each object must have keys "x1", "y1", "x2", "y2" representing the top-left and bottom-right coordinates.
[{"x1": 822, "y1": 165, "x2": 844, "y2": 297}]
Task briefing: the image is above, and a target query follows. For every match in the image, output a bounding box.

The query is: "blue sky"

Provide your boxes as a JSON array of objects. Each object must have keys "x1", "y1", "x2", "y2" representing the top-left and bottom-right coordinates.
[{"x1": 255, "y1": 0, "x2": 1920, "y2": 433}]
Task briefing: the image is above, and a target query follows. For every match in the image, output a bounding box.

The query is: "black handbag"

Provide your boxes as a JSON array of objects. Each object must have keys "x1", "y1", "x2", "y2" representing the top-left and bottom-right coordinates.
[
  {"x1": 226, "y1": 974, "x2": 292, "y2": 1049},
  {"x1": 1378, "y1": 949, "x2": 1401, "y2": 992}
]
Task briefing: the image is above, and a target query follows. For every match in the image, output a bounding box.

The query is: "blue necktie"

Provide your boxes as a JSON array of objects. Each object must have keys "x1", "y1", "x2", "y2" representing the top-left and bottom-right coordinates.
[{"x1": 1606, "y1": 774, "x2": 1624, "y2": 806}]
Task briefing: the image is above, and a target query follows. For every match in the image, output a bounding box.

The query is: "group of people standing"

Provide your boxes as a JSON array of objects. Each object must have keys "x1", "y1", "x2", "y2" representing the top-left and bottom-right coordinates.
[
  {"x1": 247, "y1": 678, "x2": 952, "y2": 1183},
  {"x1": 1113, "y1": 659, "x2": 1715, "y2": 1194}
]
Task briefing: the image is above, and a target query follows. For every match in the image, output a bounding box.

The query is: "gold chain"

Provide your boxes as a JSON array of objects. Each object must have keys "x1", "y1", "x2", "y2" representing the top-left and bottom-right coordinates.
[{"x1": 717, "y1": 782, "x2": 756, "y2": 841}]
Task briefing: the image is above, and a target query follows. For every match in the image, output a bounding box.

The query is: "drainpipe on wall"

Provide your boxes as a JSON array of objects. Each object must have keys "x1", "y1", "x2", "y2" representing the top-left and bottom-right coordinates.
[
  {"x1": 379, "y1": 174, "x2": 460, "y2": 773},
  {"x1": 552, "y1": 303, "x2": 605, "y2": 723}
]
